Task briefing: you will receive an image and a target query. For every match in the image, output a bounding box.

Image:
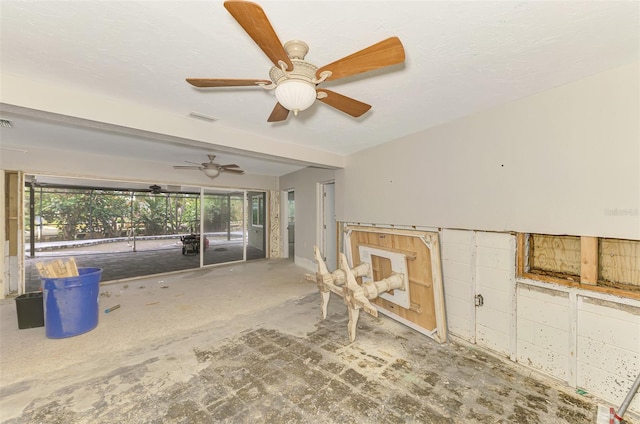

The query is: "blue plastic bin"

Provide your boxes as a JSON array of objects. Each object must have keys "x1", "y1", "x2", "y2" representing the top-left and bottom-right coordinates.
[{"x1": 42, "y1": 268, "x2": 102, "y2": 339}]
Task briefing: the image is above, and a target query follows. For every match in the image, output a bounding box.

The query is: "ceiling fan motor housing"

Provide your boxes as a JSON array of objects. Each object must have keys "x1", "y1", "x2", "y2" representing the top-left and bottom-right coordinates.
[
  {"x1": 270, "y1": 59, "x2": 319, "y2": 114},
  {"x1": 269, "y1": 59, "x2": 318, "y2": 85}
]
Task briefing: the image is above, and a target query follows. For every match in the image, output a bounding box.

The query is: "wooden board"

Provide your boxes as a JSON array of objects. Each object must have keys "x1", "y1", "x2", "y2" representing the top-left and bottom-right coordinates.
[
  {"x1": 580, "y1": 236, "x2": 598, "y2": 285},
  {"x1": 345, "y1": 225, "x2": 447, "y2": 342},
  {"x1": 600, "y1": 238, "x2": 640, "y2": 286},
  {"x1": 529, "y1": 234, "x2": 581, "y2": 276}
]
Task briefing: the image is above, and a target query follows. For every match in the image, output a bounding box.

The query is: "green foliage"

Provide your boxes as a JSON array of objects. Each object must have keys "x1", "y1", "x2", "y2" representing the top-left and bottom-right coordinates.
[
  {"x1": 26, "y1": 187, "x2": 204, "y2": 240},
  {"x1": 91, "y1": 191, "x2": 130, "y2": 237},
  {"x1": 203, "y1": 193, "x2": 244, "y2": 233}
]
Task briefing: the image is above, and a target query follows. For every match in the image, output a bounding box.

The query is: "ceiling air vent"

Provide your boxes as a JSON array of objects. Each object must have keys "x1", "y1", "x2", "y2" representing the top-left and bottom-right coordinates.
[
  {"x1": 0, "y1": 119, "x2": 13, "y2": 128},
  {"x1": 188, "y1": 112, "x2": 218, "y2": 122}
]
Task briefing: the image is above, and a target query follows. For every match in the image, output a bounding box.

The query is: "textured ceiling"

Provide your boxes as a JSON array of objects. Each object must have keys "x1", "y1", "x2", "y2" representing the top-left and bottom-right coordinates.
[{"x1": 1, "y1": 0, "x2": 638, "y2": 176}]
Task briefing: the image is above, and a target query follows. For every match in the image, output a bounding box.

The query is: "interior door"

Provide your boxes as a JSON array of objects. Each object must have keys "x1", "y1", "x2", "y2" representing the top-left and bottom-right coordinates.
[
  {"x1": 322, "y1": 182, "x2": 336, "y2": 271},
  {"x1": 474, "y1": 232, "x2": 517, "y2": 358},
  {"x1": 286, "y1": 190, "x2": 295, "y2": 259},
  {"x1": 248, "y1": 191, "x2": 266, "y2": 257}
]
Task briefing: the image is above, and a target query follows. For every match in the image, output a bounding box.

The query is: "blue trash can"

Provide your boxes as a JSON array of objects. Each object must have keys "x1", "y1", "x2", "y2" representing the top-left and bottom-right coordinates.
[{"x1": 42, "y1": 267, "x2": 102, "y2": 339}]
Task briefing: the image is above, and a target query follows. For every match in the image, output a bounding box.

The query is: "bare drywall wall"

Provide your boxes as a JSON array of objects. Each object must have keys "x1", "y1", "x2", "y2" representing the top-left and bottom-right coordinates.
[
  {"x1": 0, "y1": 146, "x2": 278, "y2": 191},
  {"x1": 279, "y1": 167, "x2": 335, "y2": 271},
  {"x1": 337, "y1": 62, "x2": 640, "y2": 240}
]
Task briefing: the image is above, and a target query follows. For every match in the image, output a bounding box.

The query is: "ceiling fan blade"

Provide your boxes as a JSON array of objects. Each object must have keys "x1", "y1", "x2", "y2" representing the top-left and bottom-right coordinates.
[
  {"x1": 186, "y1": 78, "x2": 270, "y2": 88},
  {"x1": 317, "y1": 89, "x2": 371, "y2": 118},
  {"x1": 222, "y1": 168, "x2": 245, "y2": 174},
  {"x1": 173, "y1": 165, "x2": 202, "y2": 170},
  {"x1": 316, "y1": 37, "x2": 405, "y2": 82},
  {"x1": 267, "y1": 102, "x2": 290, "y2": 122},
  {"x1": 219, "y1": 164, "x2": 240, "y2": 168},
  {"x1": 224, "y1": 1, "x2": 293, "y2": 70}
]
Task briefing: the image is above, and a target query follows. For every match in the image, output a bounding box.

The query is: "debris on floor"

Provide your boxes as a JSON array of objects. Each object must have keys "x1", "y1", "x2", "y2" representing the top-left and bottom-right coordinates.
[
  {"x1": 104, "y1": 304, "x2": 120, "y2": 314},
  {"x1": 1, "y1": 294, "x2": 601, "y2": 423}
]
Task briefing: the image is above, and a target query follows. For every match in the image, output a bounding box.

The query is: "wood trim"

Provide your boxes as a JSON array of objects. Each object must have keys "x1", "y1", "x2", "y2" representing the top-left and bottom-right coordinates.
[
  {"x1": 580, "y1": 236, "x2": 598, "y2": 285},
  {"x1": 516, "y1": 233, "x2": 526, "y2": 276}
]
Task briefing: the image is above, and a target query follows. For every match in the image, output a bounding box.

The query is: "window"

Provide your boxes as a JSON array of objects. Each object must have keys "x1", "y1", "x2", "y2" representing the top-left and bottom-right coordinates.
[
  {"x1": 518, "y1": 233, "x2": 640, "y2": 299},
  {"x1": 251, "y1": 195, "x2": 264, "y2": 227}
]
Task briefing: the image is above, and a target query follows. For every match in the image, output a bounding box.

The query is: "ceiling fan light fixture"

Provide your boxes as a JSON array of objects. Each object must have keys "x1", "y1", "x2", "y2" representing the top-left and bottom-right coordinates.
[
  {"x1": 275, "y1": 79, "x2": 316, "y2": 115},
  {"x1": 203, "y1": 167, "x2": 220, "y2": 178}
]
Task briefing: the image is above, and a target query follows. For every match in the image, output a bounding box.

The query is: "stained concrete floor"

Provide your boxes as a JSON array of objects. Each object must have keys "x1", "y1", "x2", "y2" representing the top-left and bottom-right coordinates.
[
  {"x1": 0, "y1": 259, "x2": 614, "y2": 423},
  {"x1": 23, "y1": 238, "x2": 266, "y2": 291}
]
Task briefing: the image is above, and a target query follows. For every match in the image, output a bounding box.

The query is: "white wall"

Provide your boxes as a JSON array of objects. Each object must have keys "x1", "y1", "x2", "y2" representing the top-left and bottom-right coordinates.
[
  {"x1": 577, "y1": 296, "x2": 640, "y2": 413},
  {"x1": 337, "y1": 62, "x2": 640, "y2": 240},
  {"x1": 517, "y1": 280, "x2": 640, "y2": 413},
  {"x1": 337, "y1": 63, "x2": 639, "y2": 413},
  {"x1": 441, "y1": 229, "x2": 476, "y2": 342},
  {"x1": 474, "y1": 231, "x2": 516, "y2": 358},
  {"x1": 440, "y1": 229, "x2": 639, "y2": 413},
  {"x1": 517, "y1": 284, "x2": 571, "y2": 380},
  {"x1": 279, "y1": 167, "x2": 335, "y2": 271}
]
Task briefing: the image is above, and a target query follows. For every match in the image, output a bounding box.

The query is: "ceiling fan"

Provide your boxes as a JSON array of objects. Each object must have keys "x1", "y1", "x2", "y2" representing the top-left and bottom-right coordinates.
[
  {"x1": 186, "y1": 0, "x2": 405, "y2": 122},
  {"x1": 148, "y1": 184, "x2": 163, "y2": 194},
  {"x1": 173, "y1": 155, "x2": 245, "y2": 179}
]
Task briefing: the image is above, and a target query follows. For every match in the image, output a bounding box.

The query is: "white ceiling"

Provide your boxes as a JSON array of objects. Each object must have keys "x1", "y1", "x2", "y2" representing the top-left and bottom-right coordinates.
[{"x1": 1, "y1": 0, "x2": 638, "y2": 177}]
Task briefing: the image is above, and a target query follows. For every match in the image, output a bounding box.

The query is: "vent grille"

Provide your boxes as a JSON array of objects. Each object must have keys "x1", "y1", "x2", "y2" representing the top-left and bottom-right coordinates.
[
  {"x1": 188, "y1": 112, "x2": 218, "y2": 122},
  {"x1": 0, "y1": 119, "x2": 13, "y2": 128}
]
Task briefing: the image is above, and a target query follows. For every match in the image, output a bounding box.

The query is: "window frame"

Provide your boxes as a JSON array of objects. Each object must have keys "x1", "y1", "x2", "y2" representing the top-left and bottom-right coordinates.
[{"x1": 251, "y1": 194, "x2": 264, "y2": 227}]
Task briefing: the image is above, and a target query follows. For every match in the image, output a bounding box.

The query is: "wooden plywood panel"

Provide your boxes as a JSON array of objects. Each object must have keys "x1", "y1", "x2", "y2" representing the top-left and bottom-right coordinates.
[
  {"x1": 371, "y1": 255, "x2": 392, "y2": 281},
  {"x1": 530, "y1": 234, "x2": 581, "y2": 276},
  {"x1": 600, "y1": 238, "x2": 640, "y2": 287},
  {"x1": 346, "y1": 226, "x2": 446, "y2": 341},
  {"x1": 580, "y1": 236, "x2": 598, "y2": 285}
]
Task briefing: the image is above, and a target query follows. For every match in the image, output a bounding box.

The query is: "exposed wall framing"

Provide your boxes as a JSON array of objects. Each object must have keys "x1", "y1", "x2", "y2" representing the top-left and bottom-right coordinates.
[
  {"x1": 517, "y1": 233, "x2": 640, "y2": 300},
  {"x1": 600, "y1": 238, "x2": 640, "y2": 286},
  {"x1": 529, "y1": 234, "x2": 581, "y2": 277},
  {"x1": 345, "y1": 225, "x2": 447, "y2": 343}
]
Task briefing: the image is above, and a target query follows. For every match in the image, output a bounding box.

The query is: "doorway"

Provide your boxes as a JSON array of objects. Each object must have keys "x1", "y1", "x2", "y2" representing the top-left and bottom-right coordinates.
[
  {"x1": 247, "y1": 191, "x2": 266, "y2": 259},
  {"x1": 321, "y1": 182, "x2": 336, "y2": 271},
  {"x1": 202, "y1": 190, "x2": 247, "y2": 266},
  {"x1": 20, "y1": 179, "x2": 266, "y2": 291},
  {"x1": 285, "y1": 190, "x2": 295, "y2": 260}
]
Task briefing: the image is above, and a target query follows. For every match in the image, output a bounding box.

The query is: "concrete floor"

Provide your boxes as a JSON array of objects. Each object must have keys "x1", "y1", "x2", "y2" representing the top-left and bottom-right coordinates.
[
  {"x1": 24, "y1": 238, "x2": 266, "y2": 291},
  {"x1": 0, "y1": 259, "x2": 616, "y2": 423}
]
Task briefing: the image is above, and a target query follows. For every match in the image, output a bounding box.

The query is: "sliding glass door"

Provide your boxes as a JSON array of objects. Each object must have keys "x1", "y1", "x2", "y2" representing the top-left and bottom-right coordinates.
[{"x1": 202, "y1": 190, "x2": 246, "y2": 265}]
